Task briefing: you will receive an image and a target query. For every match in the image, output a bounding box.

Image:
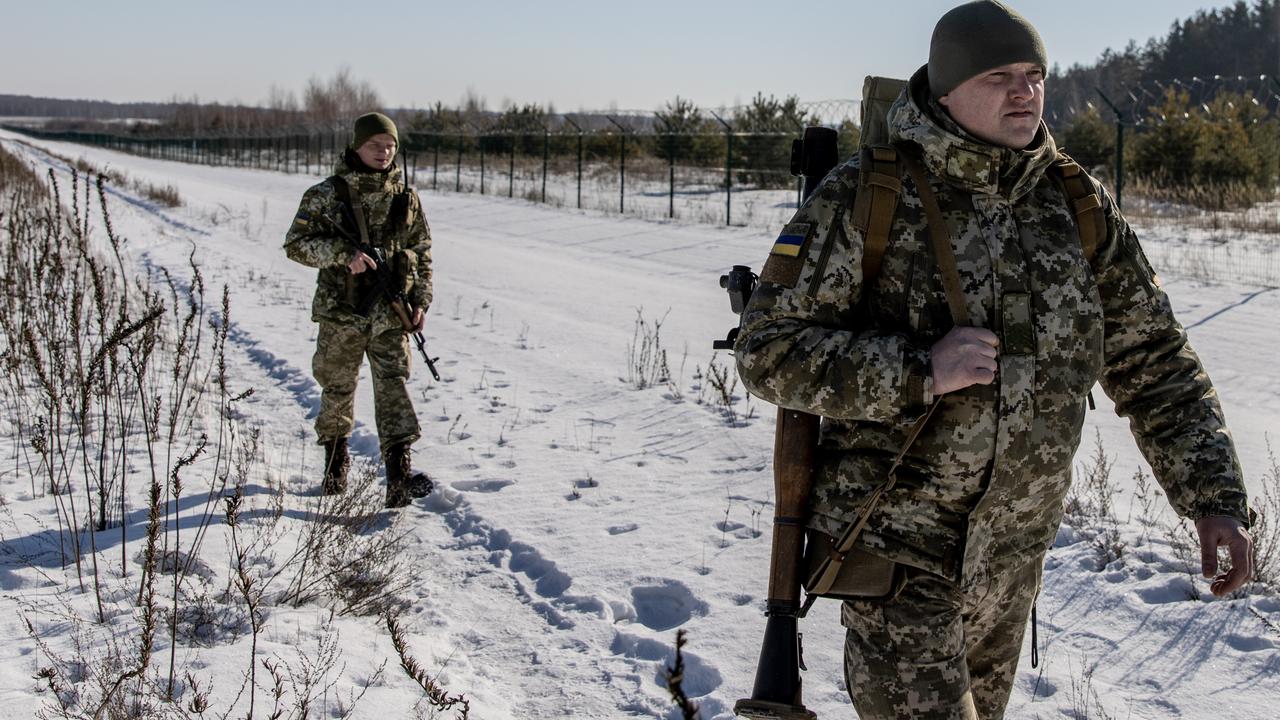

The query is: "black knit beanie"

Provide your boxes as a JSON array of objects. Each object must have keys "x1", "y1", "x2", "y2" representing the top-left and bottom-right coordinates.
[
  {"x1": 351, "y1": 112, "x2": 398, "y2": 149},
  {"x1": 928, "y1": 1, "x2": 1047, "y2": 99}
]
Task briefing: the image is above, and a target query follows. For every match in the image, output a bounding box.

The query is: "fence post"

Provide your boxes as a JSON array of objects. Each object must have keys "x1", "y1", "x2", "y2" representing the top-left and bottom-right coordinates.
[
  {"x1": 433, "y1": 135, "x2": 440, "y2": 190},
  {"x1": 563, "y1": 116, "x2": 584, "y2": 209},
  {"x1": 509, "y1": 134, "x2": 516, "y2": 198},
  {"x1": 480, "y1": 133, "x2": 487, "y2": 194},
  {"x1": 1096, "y1": 87, "x2": 1127, "y2": 210},
  {"x1": 541, "y1": 128, "x2": 549, "y2": 203},
  {"x1": 455, "y1": 134, "x2": 463, "y2": 192},
  {"x1": 711, "y1": 111, "x2": 732, "y2": 226},
  {"x1": 606, "y1": 116, "x2": 628, "y2": 213}
]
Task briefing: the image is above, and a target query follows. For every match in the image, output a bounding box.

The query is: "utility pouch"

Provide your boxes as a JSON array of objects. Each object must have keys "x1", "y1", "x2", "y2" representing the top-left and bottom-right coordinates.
[
  {"x1": 389, "y1": 191, "x2": 412, "y2": 229},
  {"x1": 392, "y1": 249, "x2": 416, "y2": 295},
  {"x1": 802, "y1": 530, "x2": 898, "y2": 600}
]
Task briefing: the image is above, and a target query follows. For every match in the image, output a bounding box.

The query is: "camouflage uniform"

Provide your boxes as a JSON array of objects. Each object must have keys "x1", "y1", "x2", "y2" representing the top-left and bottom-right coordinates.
[
  {"x1": 284, "y1": 152, "x2": 433, "y2": 453},
  {"x1": 734, "y1": 69, "x2": 1250, "y2": 718}
]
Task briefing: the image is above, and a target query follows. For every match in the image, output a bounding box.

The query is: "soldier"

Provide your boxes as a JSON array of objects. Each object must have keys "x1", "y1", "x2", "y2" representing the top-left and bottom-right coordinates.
[
  {"x1": 734, "y1": 2, "x2": 1254, "y2": 718},
  {"x1": 285, "y1": 112, "x2": 434, "y2": 508}
]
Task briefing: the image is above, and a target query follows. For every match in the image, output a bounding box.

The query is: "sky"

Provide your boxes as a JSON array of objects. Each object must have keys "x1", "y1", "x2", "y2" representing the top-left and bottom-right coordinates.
[{"x1": 0, "y1": 0, "x2": 1247, "y2": 113}]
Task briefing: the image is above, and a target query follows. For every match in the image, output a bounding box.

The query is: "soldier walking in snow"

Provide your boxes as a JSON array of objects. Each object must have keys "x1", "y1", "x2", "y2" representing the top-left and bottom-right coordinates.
[
  {"x1": 285, "y1": 112, "x2": 434, "y2": 508},
  {"x1": 734, "y1": 2, "x2": 1254, "y2": 717}
]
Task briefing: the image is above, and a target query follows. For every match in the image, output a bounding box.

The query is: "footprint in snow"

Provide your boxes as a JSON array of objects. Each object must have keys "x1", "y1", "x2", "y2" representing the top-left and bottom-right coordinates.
[
  {"x1": 452, "y1": 478, "x2": 515, "y2": 493},
  {"x1": 1134, "y1": 575, "x2": 1197, "y2": 604},
  {"x1": 610, "y1": 631, "x2": 723, "y2": 698},
  {"x1": 630, "y1": 579, "x2": 709, "y2": 631}
]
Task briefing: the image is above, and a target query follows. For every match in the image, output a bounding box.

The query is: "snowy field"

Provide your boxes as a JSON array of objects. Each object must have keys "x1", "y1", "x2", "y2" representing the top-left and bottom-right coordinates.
[{"x1": 0, "y1": 127, "x2": 1277, "y2": 719}]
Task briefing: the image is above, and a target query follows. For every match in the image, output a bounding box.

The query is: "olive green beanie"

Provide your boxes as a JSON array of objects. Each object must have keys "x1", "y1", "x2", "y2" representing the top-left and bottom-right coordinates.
[
  {"x1": 928, "y1": 1, "x2": 1047, "y2": 99},
  {"x1": 351, "y1": 112, "x2": 398, "y2": 149}
]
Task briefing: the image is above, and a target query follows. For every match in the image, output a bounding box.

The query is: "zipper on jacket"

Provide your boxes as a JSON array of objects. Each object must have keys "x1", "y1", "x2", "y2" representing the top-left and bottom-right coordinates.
[{"x1": 806, "y1": 204, "x2": 847, "y2": 298}]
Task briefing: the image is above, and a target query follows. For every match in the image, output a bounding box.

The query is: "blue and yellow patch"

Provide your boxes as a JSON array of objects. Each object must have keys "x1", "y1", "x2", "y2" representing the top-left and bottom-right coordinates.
[
  {"x1": 292, "y1": 209, "x2": 311, "y2": 227},
  {"x1": 771, "y1": 222, "x2": 812, "y2": 257}
]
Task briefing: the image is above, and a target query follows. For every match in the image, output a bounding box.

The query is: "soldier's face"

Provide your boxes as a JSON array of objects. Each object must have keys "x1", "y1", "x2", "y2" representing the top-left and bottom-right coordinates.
[
  {"x1": 356, "y1": 133, "x2": 397, "y2": 170},
  {"x1": 938, "y1": 62, "x2": 1045, "y2": 150}
]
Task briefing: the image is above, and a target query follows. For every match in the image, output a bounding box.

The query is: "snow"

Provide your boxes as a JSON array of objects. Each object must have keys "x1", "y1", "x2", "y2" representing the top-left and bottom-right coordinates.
[{"x1": 1, "y1": 126, "x2": 1277, "y2": 719}]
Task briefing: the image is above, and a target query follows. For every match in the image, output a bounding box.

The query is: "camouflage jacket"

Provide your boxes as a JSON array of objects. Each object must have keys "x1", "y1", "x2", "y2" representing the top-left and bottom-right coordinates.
[
  {"x1": 284, "y1": 151, "x2": 433, "y2": 329},
  {"x1": 734, "y1": 71, "x2": 1249, "y2": 582}
]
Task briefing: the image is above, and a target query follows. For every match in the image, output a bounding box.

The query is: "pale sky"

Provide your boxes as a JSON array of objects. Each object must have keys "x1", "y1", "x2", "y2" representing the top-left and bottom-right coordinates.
[{"x1": 0, "y1": 1, "x2": 1245, "y2": 112}]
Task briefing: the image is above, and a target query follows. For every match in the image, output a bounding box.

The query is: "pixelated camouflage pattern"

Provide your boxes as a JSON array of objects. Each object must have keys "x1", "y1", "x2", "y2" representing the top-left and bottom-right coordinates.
[
  {"x1": 284, "y1": 152, "x2": 433, "y2": 332},
  {"x1": 734, "y1": 69, "x2": 1249, "y2": 583},
  {"x1": 841, "y1": 551, "x2": 1042, "y2": 719},
  {"x1": 312, "y1": 320, "x2": 420, "y2": 452}
]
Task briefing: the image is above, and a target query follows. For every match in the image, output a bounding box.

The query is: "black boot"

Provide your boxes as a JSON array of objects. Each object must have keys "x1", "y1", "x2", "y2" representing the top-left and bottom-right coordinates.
[
  {"x1": 384, "y1": 442, "x2": 433, "y2": 508},
  {"x1": 322, "y1": 437, "x2": 349, "y2": 495},
  {"x1": 384, "y1": 443, "x2": 413, "y2": 508},
  {"x1": 408, "y1": 468, "x2": 433, "y2": 498}
]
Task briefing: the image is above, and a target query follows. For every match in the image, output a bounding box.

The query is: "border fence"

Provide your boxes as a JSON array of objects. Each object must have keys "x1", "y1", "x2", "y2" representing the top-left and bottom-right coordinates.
[{"x1": 2, "y1": 76, "x2": 1277, "y2": 284}]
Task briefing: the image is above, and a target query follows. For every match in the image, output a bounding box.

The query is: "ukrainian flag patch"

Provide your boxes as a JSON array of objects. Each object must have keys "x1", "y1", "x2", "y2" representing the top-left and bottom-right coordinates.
[
  {"x1": 293, "y1": 210, "x2": 311, "y2": 227},
  {"x1": 771, "y1": 222, "x2": 812, "y2": 257}
]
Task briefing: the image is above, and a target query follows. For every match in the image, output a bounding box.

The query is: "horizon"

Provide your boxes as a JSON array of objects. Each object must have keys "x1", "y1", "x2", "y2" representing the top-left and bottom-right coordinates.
[{"x1": 1, "y1": 1, "x2": 1250, "y2": 113}]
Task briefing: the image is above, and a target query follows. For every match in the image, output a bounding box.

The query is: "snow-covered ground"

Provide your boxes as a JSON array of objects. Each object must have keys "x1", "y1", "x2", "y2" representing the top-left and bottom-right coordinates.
[{"x1": 0, "y1": 127, "x2": 1277, "y2": 719}]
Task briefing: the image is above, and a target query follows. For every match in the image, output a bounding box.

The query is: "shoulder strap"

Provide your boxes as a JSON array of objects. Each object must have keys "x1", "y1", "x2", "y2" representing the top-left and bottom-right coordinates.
[
  {"x1": 900, "y1": 151, "x2": 970, "y2": 328},
  {"x1": 328, "y1": 175, "x2": 371, "y2": 247},
  {"x1": 850, "y1": 144, "x2": 902, "y2": 288},
  {"x1": 1048, "y1": 155, "x2": 1104, "y2": 264}
]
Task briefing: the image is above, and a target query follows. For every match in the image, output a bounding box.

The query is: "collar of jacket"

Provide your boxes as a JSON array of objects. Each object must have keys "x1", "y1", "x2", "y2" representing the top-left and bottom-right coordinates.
[
  {"x1": 888, "y1": 65, "x2": 1058, "y2": 202},
  {"x1": 331, "y1": 150, "x2": 403, "y2": 195}
]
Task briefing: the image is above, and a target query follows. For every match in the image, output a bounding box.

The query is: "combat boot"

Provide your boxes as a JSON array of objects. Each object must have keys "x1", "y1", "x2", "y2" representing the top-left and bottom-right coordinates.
[
  {"x1": 384, "y1": 442, "x2": 433, "y2": 508},
  {"x1": 321, "y1": 437, "x2": 349, "y2": 495},
  {"x1": 384, "y1": 442, "x2": 412, "y2": 508}
]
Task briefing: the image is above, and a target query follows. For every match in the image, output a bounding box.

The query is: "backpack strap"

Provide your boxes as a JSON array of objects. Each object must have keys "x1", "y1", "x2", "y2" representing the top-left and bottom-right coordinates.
[
  {"x1": 1048, "y1": 154, "x2": 1105, "y2": 264},
  {"x1": 850, "y1": 144, "x2": 903, "y2": 288}
]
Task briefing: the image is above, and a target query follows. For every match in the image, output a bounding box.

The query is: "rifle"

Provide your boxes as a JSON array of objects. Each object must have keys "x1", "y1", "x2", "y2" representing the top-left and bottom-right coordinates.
[
  {"x1": 725, "y1": 126, "x2": 839, "y2": 720},
  {"x1": 322, "y1": 178, "x2": 442, "y2": 382}
]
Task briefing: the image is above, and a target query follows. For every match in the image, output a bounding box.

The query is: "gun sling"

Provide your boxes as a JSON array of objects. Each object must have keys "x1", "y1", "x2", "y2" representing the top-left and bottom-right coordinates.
[{"x1": 801, "y1": 150, "x2": 970, "y2": 608}]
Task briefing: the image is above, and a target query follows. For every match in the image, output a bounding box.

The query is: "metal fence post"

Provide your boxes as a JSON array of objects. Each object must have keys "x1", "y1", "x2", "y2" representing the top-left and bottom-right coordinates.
[
  {"x1": 455, "y1": 134, "x2": 463, "y2": 192},
  {"x1": 433, "y1": 135, "x2": 440, "y2": 190},
  {"x1": 563, "y1": 116, "x2": 584, "y2": 209},
  {"x1": 541, "y1": 128, "x2": 549, "y2": 203},
  {"x1": 711, "y1": 111, "x2": 732, "y2": 226},
  {"x1": 606, "y1": 116, "x2": 628, "y2": 213},
  {"x1": 1096, "y1": 87, "x2": 1127, "y2": 210},
  {"x1": 480, "y1": 133, "x2": 487, "y2": 194},
  {"x1": 509, "y1": 134, "x2": 516, "y2": 198}
]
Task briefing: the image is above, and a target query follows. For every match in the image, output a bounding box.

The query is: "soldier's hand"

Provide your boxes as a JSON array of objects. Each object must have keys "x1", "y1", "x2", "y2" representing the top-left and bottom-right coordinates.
[
  {"x1": 1196, "y1": 515, "x2": 1252, "y2": 596},
  {"x1": 930, "y1": 326, "x2": 999, "y2": 395},
  {"x1": 410, "y1": 307, "x2": 425, "y2": 332},
  {"x1": 348, "y1": 251, "x2": 377, "y2": 275}
]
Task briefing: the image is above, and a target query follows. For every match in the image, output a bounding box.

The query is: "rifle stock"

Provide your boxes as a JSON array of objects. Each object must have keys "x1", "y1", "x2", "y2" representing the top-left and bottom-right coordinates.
[{"x1": 733, "y1": 127, "x2": 837, "y2": 720}]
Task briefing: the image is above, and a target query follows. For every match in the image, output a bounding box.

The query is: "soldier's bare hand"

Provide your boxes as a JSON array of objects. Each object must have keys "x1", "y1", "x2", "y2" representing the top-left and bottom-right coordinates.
[
  {"x1": 930, "y1": 326, "x2": 1000, "y2": 395},
  {"x1": 348, "y1": 251, "x2": 377, "y2": 275},
  {"x1": 410, "y1": 307, "x2": 425, "y2": 332},
  {"x1": 1196, "y1": 515, "x2": 1252, "y2": 596}
]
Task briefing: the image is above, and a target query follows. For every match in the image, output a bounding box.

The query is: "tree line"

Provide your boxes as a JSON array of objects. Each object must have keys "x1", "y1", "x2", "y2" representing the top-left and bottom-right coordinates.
[{"x1": 1048, "y1": 0, "x2": 1278, "y2": 206}]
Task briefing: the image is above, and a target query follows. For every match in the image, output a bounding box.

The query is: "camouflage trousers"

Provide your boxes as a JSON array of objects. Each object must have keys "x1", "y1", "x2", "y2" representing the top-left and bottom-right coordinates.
[
  {"x1": 312, "y1": 319, "x2": 421, "y2": 453},
  {"x1": 841, "y1": 551, "x2": 1044, "y2": 720}
]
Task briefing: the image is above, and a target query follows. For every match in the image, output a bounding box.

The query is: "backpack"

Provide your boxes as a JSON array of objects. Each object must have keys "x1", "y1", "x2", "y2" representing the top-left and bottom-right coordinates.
[{"x1": 851, "y1": 76, "x2": 1105, "y2": 289}]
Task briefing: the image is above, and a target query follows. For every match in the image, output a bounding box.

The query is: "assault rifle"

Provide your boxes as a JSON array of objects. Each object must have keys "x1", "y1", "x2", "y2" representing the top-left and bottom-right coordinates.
[
  {"x1": 319, "y1": 196, "x2": 442, "y2": 382},
  {"x1": 722, "y1": 126, "x2": 839, "y2": 720}
]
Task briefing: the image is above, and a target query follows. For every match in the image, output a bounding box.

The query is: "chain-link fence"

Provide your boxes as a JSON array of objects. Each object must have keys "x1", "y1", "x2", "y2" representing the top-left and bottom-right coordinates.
[
  {"x1": 4, "y1": 79, "x2": 1277, "y2": 284},
  {"x1": 2, "y1": 100, "x2": 863, "y2": 230}
]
